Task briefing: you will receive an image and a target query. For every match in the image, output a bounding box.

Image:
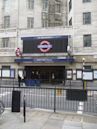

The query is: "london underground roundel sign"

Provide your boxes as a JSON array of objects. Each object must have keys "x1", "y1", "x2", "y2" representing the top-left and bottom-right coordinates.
[{"x1": 37, "y1": 40, "x2": 52, "y2": 53}]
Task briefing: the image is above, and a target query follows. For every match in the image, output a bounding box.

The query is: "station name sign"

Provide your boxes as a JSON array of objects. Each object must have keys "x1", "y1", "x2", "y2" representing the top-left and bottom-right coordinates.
[{"x1": 15, "y1": 57, "x2": 74, "y2": 63}]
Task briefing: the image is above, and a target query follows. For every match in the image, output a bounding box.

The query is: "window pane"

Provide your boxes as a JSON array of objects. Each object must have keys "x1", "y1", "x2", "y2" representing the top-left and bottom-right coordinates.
[
  {"x1": 55, "y1": 2, "x2": 61, "y2": 13},
  {"x1": 83, "y1": 12, "x2": 91, "y2": 24},
  {"x1": 83, "y1": 34, "x2": 91, "y2": 47},
  {"x1": 2, "y1": 38, "x2": 9, "y2": 48},
  {"x1": 4, "y1": 16, "x2": 10, "y2": 28},
  {"x1": 3, "y1": 0, "x2": 11, "y2": 12},
  {"x1": 42, "y1": 12, "x2": 48, "y2": 27},
  {"x1": 43, "y1": 0, "x2": 48, "y2": 11},
  {"x1": 27, "y1": 17, "x2": 34, "y2": 28},
  {"x1": 28, "y1": 0, "x2": 34, "y2": 9},
  {"x1": 42, "y1": 0, "x2": 63, "y2": 27}
]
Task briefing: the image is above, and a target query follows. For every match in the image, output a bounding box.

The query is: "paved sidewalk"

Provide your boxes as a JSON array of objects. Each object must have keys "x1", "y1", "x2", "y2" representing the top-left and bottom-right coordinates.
[{"x1": 0, "y1": 109, "x2": 97, "y2": 129}]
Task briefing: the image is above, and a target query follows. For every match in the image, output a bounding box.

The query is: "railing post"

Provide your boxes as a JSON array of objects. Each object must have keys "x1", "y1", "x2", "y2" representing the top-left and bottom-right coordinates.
[
  {"x1": 83, "y1": 81, "x2": 87, "y2": 90},
  {"x1": 54, "y1": 87, "x2": 56, "y2": 112},
  {"x1": 23, "y1": 95, "x2": 26, "y2": 123}
]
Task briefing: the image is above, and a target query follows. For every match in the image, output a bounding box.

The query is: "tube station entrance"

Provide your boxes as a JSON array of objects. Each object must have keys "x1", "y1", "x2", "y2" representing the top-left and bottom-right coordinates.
[{"x1": 24, "y1": 66, "x2": 65, "y2": 84}]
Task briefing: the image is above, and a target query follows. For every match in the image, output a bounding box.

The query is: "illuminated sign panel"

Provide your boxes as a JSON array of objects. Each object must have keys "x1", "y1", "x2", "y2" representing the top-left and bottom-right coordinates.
[{"x1": 22, "y1": 36, "x2": 68, "y2": 53}]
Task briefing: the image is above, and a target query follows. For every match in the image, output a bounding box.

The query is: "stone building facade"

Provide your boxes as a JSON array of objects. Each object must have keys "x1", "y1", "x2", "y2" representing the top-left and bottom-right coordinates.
[{"x1": 0, "y1": 0, "x2": 97, "y2": 82}]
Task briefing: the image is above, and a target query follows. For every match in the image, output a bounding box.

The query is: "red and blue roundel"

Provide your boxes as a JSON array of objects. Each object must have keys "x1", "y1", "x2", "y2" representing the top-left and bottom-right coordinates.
[{"x1": 37, "y1": 40, "x2": 52, "y2": 53}]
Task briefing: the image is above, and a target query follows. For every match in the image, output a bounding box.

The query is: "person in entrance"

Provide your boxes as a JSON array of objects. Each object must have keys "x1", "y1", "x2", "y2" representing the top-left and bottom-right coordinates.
[
  {"x1": 51, "y1": 73, "x2": 55, "y2": 84},
  {"x1": 34, "y1": 71, "x2": 40, "y2": 86}
]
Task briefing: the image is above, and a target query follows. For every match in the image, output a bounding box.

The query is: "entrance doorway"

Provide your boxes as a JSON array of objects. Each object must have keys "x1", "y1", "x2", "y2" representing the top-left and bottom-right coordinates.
[{"x1": 24, "y1": 66, "x2": 65, "y2": 84}]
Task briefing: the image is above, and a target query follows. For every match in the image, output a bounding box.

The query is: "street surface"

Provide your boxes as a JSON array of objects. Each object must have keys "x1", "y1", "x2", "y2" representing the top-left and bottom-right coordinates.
[{"x1": 0, "y1": 109, "x2": 97, "y2": 129}]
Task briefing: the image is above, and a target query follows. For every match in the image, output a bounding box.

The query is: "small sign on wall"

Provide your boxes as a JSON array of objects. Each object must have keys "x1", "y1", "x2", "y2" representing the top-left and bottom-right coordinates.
[
  {"x1": 76, "y1": 69, "x2": 82, "y2": 80},
  {"x1": 1, "y1": 69, "x2": 15, "y2": 78},
  {"x1": 93, "y1": 69, "x2": 97, "y2": 80},
  {"x1": 82, "y1": 70, "x2": 93, "y2": 81},
  {"x1": 10, "y1": 69, "x2": 15, "y2": 78},
  {"x1": 2, "y1": 70, "x2": 10, "y2": 78},
  {"x1": 73, "y1": 70, "x2": 76, "y2": 80},
  {"x1": 66, "y1": 69, "x2": 73, "y2": 80}
]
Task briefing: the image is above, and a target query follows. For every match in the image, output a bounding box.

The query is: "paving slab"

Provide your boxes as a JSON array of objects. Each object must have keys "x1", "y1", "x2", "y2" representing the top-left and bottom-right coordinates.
[
  {"x1": 63, "y1": 121, "x2": 82, "y2": 127},
  {"x1": 0, "y1": 109, "x2": 97, "y2": 129},
  {"x1": 50, "y1": 113, "x2": 65, "y2": 120},
  {"x1": 83, "y1": 115, "x2": 97, "y2": 123},
  {"x1": 83, "y1": 123, "x2": 97, "y2": 129},
  {"x1": 42, "y1": 119, "x2": 63, "y2": 129},
  {"x1": 62, "y1": 126, "x2": 82, "y2": 129}
]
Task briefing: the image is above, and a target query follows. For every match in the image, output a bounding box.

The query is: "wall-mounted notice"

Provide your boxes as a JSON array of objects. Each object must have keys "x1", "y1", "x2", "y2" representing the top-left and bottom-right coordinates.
[
  {"x1": 93, "y1": 70, "x2": 97, "y2": 80},
  {"x1": 2, "y1": 70, "x2": 10, "y2": 77},
  {"x1": 83, "y1": 71, "x2": 93, "y2": 81},
  {"x1": 10, "y1": 69, "x2": 15, "y2": 78},
  {"x1": 76, "y1": 69, "x2": 82, "y2": 80},
  {"x1": 66, "y1": 69, "x2": 72, "y2": 80}
]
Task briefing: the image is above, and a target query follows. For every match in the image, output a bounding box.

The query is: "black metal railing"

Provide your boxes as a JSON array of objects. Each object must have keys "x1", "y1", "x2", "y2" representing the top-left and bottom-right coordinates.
[{"x1": 0, "y1": 86, "x2": 97, "y2": 115}]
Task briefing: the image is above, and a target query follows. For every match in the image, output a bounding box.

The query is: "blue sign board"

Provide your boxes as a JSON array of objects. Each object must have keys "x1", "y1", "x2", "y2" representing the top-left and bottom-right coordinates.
[{"x1": 15, "y1": 57, "x2": 75, "y2": 63}]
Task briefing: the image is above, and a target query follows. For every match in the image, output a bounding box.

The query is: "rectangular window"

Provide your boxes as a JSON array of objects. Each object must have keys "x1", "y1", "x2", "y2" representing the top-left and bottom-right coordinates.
[
  {"x1": 55, "y1": 2, "x2": 61, "y2": 13},
  {"x1": 42, "y1": 0, "x2": 63, "y2": 27},
  {"x1": 42, "y1": 12, "x2": 48, "y2": 27},
  {"x1": 83, "y1": 34, "x2": 91, "y2": 47},
  {"x1": 2, "y1": 38, "x2": 9, "y2": 48},
  {"x1": 83, "y1": 0, "x2": 91, "y2": 3},
  {"x1": 43, "y1": 0, "x2": 48, "y2": 11},
  {"x1": 4, "y1": 16, "x2": 10, "y2": 28},
  {"x1": 69, "y1": 0, "x2": 72, "y2": 12},
  {"x1": 27, "y1": 0, "x2": 34, "y2": 9},
  {"x1": 27, "y1": 17, "x2": 34, "y2": 28},
  {"x1": 3, "y1": 0, "x2": 10, "y2": 12},
  {"x1": 83, "y1": 12, "x2": 91, "y2": 24}
]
